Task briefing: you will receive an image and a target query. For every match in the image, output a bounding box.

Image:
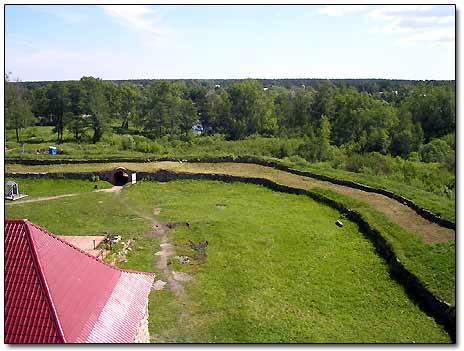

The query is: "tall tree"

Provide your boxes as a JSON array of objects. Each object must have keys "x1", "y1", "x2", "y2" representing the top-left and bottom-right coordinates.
[
  {"x1": 179, "y1": 99, "x2": 198, "y2": 135},
  {"x1": 118, "y1": 83, "x2": 141, "y2": 129},
  {"x1": 47, "y1": 82, "x2": 69, "y2": 143},
  {"x1": 80, "y1": 77, "x2": 110, "y2": 143},
  {"x1": 5, "y1": 75, "x2": 35, "y2": 143},
  {"x1": 226, "y1": 79, "x2": 271, "y2": 139}
]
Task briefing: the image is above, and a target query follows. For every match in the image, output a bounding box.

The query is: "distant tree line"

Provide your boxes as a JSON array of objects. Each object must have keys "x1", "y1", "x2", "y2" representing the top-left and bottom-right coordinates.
[{"x1": 5, "y1": 75, "x2": 455, "y2": 164}]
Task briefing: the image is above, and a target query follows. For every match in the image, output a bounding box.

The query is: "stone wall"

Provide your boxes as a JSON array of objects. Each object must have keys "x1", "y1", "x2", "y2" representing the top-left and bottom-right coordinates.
[
  {"x1": 6, "y1": 156, "x2": 454, "y2": 229},
  {"x1": 134, "y1": 302, "x2": 150, "y2": 343}
]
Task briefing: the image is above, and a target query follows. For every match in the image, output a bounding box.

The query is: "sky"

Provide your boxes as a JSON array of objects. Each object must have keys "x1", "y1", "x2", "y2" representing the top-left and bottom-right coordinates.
[{"x1": 5, "y1": 4, "x2": 456, "y2": 81}]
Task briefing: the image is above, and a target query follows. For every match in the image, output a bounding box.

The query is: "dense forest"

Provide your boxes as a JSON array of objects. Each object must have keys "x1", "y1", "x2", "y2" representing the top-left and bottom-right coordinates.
[{"x1": 5, "y1": 75, "x2": 456, "y2": 198}]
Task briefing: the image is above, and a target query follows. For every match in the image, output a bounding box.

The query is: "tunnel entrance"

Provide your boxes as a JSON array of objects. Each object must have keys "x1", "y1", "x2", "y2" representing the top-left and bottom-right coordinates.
[{"x1": 113, "y1": 169, "x2": 130, "y2": 186}]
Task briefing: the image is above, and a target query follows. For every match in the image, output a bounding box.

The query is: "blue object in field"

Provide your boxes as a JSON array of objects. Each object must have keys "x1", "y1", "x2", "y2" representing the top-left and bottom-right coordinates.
[{"x1": 48, "y1": 146, "x2": 57, "y2": 155}]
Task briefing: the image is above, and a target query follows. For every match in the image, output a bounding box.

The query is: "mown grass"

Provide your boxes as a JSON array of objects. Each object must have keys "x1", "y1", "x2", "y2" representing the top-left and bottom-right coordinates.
[
  {"x1": 126, "y1": 180, "x2": 449, "y2": 342},
  {"x1": 4, "y1": 179, "x2": 451, "y2": 343}
]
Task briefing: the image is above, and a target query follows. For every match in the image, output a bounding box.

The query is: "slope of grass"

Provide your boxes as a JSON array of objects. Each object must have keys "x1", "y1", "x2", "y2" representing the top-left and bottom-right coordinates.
[{"x1": 311, "y1": 187, "x2": 455, "y2": 305}]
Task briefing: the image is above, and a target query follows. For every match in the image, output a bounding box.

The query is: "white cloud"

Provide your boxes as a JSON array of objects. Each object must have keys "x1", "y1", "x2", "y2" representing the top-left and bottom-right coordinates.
[
  {"x1": 101, "y1": 5, "x2": 165, "y2": 36},
  {"x1": 317, "y1": 5, "x2": 368, "y2": 17},
  {"x1": 368, "y1": 5, "x2": 433, "y2": 21},
  {"x1": 367, "y1": 5, "x2": 455, "y2": 45}
]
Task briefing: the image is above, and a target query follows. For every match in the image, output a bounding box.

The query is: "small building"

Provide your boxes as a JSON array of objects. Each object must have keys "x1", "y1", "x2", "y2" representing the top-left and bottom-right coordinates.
[
  {"x1": 5, "y1": 219, "x2": 154, "y2": 343},
  {"x1": 5, "y1": 181, "x2": 28, "y2": 201}
]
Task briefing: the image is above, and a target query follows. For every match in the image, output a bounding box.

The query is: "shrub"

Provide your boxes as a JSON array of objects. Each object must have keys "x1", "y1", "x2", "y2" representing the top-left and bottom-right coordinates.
[
  {"x1": 408, "y1": 152, "x2": 420, "y2": 162},
  {"x1": 120, "y1": 135, "x2": 135, "y2": 150},
  {"x1": 286, "y1": 155, "x2": 309, "y2": 167},
  {"x1": 420, "y1": 139, "x2": 451, "y2": 163}
]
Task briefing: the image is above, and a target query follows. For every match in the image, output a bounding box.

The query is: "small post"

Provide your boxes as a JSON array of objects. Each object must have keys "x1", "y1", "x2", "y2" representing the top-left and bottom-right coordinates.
[{"x1": 93, "y1": 240, "x2": 96, "y2": 250}]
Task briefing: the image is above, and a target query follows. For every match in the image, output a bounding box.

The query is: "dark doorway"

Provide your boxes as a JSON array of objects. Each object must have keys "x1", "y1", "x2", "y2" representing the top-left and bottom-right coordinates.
[{"x1": 114, "y1": 170, "x2": 129, "y2": 186}]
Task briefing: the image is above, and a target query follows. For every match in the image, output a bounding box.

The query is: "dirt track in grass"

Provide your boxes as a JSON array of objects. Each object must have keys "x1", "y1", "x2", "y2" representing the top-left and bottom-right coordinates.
[{"x1": 6, "y1": 161, "x2": 455, "y2": 243}]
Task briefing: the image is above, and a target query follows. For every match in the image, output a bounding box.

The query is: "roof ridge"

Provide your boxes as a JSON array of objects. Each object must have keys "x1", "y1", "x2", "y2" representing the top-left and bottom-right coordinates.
[
  {"x1": 21, "y1": 220, "x2": 66, "y2": 343},
  {"x1": 25, "y1": 220, "x2": 154, "y2": 277}
]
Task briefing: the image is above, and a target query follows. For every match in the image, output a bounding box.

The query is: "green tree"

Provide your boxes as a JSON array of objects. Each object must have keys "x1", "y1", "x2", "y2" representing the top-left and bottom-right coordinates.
[
  {"x1": 47, "y1": 82, "x2": 70, "y2": 143},
  {"x1": 5, "y1": 75, "x2": 35, "y2": 143},
  {"x1": 179, "y1": 99, "x2": 198, "y2": 135},
  {"x1": 226, "y1": 79, "x2": 272, "y2": 139},
  {"x1": 141, "y1": 81, "x2": 185, "y2": 137},
  {"x1": 401, "y1": 84, "x2": 455, "y2": 142},
  {"x1": 118, "y1": 83, "x2": 141, "y2": 129},
  {"x1": 203, "y1": 88, "x2": 230, "y2": 134},
  {"x1": 390, "y1": 109, "x2": 424, "y2": 158},
  {"x1": 79, "y1": 77, "x2": 110, "y2": 143}
]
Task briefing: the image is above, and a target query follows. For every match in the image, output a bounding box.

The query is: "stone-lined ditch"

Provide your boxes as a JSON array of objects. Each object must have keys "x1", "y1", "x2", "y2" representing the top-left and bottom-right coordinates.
[{"x1": 6, "y1": 156, "x2": 455, "y2": 230}]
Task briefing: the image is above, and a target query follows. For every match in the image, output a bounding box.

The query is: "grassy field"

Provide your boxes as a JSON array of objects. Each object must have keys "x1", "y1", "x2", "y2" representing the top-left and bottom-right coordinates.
[{"x1": 5, "y1": 179, "x2": 450, "y2": 343}]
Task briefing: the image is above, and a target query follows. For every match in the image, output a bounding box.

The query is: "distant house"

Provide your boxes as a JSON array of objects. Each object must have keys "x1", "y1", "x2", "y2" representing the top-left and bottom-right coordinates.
[
  {"x1": 5, "y1": 219, "x2": 154, "y2": 343},
  {"x1": 192, "y1": 120, "x2": 204, "y2": 135}
]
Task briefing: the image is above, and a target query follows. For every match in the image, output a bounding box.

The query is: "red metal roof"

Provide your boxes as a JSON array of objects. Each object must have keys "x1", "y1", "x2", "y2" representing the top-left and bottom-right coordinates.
[{"x1": 5, "y1": 219, "x2": 155, "y2": 344}]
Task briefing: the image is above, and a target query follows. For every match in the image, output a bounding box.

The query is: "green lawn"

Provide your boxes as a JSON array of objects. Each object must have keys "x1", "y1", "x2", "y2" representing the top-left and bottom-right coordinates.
[{"x1": 5, "y1": 179, "x2": 450, "y2": 343}]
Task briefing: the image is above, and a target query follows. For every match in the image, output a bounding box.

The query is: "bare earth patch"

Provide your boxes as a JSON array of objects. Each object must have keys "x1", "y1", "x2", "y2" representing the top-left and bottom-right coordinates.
[
  {"x1": 58, "y1": 235, "x2": 106, "y2": 258},
  {"x1": 148, "y1": 209, "x2": 192, "y2": 296},
  {"x1": 95, "y1": 185, "x2": 123, "y2": 193}
]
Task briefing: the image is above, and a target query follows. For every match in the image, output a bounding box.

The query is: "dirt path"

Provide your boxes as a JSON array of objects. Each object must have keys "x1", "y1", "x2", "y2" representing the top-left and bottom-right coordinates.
[
  {"x1": 95, "y1": 186, "x2": 123, "y2": 193},
  {"x1": 150, "y1": 219, "x2": 192, "y2": 297},
  {"x1": 5, "y1": 186, "x2": 122, "y2": 205},
  {"x1": 5, "y1": 193, "x2": 79, "y2": 205}
]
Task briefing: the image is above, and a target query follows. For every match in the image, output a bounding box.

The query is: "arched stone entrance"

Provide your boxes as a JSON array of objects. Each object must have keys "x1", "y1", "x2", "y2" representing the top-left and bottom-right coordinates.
[{"x1": 108, "y1": 167, "x2": 132, "y2": 186}]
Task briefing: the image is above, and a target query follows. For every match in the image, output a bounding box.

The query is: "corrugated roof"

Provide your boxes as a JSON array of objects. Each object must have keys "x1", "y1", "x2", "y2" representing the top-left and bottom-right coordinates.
[
  {"x1": 5, "y1": 219, "x2": 155, "y2": 344},
  {"x1": 5, "y1": 220, "x2": 64, "y2": 343}
]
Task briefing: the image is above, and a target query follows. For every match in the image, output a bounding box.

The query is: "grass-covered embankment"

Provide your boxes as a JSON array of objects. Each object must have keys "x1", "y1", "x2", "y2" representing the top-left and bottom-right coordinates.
[{"x1": 6, "y1": 126, "x2": 455, "y2": 224}]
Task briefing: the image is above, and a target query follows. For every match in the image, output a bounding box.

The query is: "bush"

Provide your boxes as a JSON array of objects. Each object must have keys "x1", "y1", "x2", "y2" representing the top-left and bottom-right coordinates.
[
  {"x1": 285, "y1": 155, "x2": 309, "y2": 168},
  {"x1": 408, "y1": 152, "x2": 420, "y2": 162},
  {"x1": 120, "y1": 135, "x2": 135, "y2": 150},
  {"x1": 420, "y1": 139, "x2": 452, "y2": 163}
]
